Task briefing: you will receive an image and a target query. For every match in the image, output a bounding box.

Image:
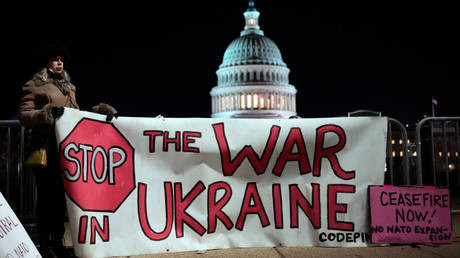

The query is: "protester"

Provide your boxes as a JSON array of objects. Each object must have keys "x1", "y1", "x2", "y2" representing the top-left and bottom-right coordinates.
[{"x1": 18, "y1": 42, "x2": 117, "y2": 257}]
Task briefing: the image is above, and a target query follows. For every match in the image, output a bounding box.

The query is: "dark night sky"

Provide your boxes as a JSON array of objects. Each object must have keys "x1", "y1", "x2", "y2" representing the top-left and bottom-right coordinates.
[{"x1": 2, "y1": 1, "x2": 459, "y2": 125}]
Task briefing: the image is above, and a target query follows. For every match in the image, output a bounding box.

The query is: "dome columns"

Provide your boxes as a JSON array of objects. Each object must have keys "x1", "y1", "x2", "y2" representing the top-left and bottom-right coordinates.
[{"x1": 217, "y1": 65, "x2": 290, "y2": 86}]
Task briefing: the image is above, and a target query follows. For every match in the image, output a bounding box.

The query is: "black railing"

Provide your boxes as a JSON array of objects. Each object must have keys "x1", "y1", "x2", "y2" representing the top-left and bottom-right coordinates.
[
  {"x1": 415, "y1": 117, "x2": 460, "y2": 214},
  {"x1": 0, "y1": 120, "x2": 38, "y2": 242},
  {"x1": 387, "y1": 118, "x2": 410, "y2": 185}
]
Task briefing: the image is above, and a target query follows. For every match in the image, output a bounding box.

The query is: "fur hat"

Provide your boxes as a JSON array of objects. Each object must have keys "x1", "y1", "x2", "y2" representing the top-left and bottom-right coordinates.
[{"x1": 36, "y1": 42, "x2": 71, "y2": 68}]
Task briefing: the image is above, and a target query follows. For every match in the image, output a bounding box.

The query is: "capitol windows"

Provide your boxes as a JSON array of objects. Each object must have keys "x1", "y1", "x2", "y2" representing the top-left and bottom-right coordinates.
[
  {"x1": 219, "y1": 96, "x2": 225, "y2": 111},
  {"x1": 259, "y1": 94, "x2": 265, "y2": 109},
  {"x1": 246, "y1": 94, "x2": 252, "y2": 109},
  {"x1": 270, "y1": 94, "x2": 275, "y2": 110},
  {"x1": 214, "y1": 93, "x2": 293, "y2": 112},
  {"x1": 217, "y1": 95, "x2": 241, "y2": 111}
]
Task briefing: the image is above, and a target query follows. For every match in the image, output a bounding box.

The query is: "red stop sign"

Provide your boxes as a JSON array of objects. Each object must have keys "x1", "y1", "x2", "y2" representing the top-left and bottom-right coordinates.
[{"x1": 59, "y1": 118, "x2": 135, "y2": 212}]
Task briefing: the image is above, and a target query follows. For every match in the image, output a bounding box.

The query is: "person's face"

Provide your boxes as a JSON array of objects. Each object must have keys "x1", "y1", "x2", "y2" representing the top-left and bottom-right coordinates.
[{"x1": 47, "y1": 56, "x2": 64, "y2": 74}]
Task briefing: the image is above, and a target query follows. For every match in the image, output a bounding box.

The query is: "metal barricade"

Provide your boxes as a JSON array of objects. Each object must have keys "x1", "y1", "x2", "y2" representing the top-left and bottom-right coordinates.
[
  {"x1": 0, "y1": 120, "x2": 24, "y2": 209},
  {"x1": 415, "y1": 117, "x2": 460, "y2": 185},
  {"x1": 0, "y1": 120, "x2": 38, "y2": 241},
  {"x1": 387, "y1": 118, "x2": 410, "y2": 185},
  {"x1": 415, "y1": 117, "x2": 460, "y2": 214}
]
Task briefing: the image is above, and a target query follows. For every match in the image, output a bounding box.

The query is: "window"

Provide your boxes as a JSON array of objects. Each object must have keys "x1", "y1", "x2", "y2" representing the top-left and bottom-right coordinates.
[
  {"x1": 270, "y1": 94, "x2": 275, "y2": 109},
  {"x1": 220, "y1": 96, "x2": 225, "y2": 111},
  {"x1": 246, "y1": 94, "x2": 252, "y2": 109},
  {"x1": 253, "y1": 94, "x2": 258, "y2": 109}
]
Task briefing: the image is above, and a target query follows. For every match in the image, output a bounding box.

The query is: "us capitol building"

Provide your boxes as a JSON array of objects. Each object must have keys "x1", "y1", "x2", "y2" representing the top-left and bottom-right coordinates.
[{"x1": 210, "y1": 1, "x2": 298, "y2": 118}]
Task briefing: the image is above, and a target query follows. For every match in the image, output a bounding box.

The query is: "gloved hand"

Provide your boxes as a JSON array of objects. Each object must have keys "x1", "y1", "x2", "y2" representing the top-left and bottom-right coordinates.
[
  {"x1": 105, "y1": 111, "x2": 118, "y2": 122},
  {"x1": 91, "y1": 103, "x2": 118, "y2": 122},
  {"x1": 51, "y1": 106, "x2": 65, "y2": 119}
]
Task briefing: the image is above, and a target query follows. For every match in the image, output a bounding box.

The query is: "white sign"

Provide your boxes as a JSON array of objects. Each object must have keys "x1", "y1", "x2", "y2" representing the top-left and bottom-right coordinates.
[
  {"x1": 55, "y1": 108, "x2": 388, "y2": 257},
  {"x1": 0, "y1": 192, "x2": 41, "y2": 258}
]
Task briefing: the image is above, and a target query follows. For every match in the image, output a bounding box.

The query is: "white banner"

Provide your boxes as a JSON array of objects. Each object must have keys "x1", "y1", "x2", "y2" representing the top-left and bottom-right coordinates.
[
  {"x1": 0, "y1": 192, "x2": 41, "y2": 258},
  {"x1": 55, "y1": 108, "x2": 387, "y2": 257}
]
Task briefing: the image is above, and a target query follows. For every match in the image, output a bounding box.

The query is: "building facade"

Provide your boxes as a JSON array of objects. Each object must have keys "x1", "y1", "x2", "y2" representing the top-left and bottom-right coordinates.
[{"x1": 210, "y1": 1, "x2": 297, "y2": 118}]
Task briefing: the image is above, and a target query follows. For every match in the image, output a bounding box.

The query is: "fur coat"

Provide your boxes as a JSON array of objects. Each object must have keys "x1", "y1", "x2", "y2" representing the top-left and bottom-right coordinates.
[{"x1": 19, "y1": 68, "x2": 79, "y2": 136}]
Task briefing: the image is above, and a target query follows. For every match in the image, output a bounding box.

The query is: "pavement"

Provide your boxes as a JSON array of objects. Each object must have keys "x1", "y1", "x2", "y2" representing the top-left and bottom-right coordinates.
[{"x1": 64, "y1": 198, "x2": 460, "y2": 258}]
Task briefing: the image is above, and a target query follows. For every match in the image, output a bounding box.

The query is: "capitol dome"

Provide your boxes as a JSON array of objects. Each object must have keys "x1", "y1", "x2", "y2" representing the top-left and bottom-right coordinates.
[
  {"x1": 219, "y1": 34, "x2": 286, "y2": 68},
  {"x1": 210, "y1": 0, "x2": 297, "y2": 118}
]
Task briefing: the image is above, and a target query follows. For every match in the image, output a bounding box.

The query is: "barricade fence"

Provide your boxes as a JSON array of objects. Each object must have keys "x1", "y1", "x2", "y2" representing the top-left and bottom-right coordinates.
[
  {"x1": 415, "y1": 117, "x2": 460, "y2": 214},
  {"x1": 1, "y1": 116, "x2": 459, "y2": 244},
  {"x1": 0, "y1": 120, "x2": 38, "y2": 242},
  {"x1": 386, "y1": 118, "x2": 410, "y2": 185},
  {"x1": 416, "y1": 117, "x2": 460, "y2": 187}
]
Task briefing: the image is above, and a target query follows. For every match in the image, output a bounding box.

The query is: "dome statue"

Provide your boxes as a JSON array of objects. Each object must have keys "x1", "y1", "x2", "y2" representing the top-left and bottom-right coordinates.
[{"x1": 210, "y1": 0, "x2": 297, "y2": 118}]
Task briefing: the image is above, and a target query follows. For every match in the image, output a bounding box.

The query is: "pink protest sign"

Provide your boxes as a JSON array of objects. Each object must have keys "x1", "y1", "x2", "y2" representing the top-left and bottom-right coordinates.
[{"x1": 369, "y1": 185, "x2": 453, "y2": 244}]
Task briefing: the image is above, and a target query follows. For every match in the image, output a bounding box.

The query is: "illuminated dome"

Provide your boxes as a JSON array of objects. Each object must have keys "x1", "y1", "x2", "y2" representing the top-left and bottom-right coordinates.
[
  {"x1": 220, "y1": 34, "x2": 286, "y2": 68},
  {"x1": 210, "y1": 0, "x2": 297, "y2": 118}
]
